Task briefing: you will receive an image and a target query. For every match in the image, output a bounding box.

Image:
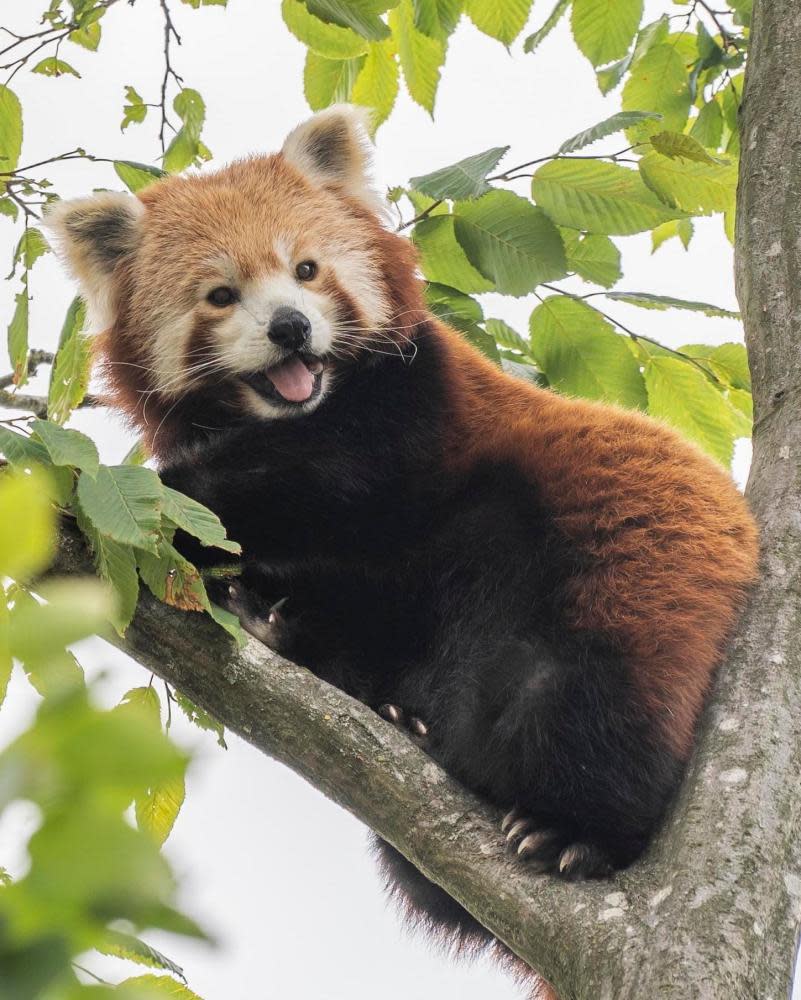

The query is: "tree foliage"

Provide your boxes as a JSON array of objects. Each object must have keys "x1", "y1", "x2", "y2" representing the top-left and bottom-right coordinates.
[{"x1": 0, "y1": 0, "x2": 753, "y2": 994}]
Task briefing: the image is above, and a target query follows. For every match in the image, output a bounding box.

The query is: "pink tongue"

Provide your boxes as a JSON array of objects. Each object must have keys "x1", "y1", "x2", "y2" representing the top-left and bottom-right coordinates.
[{"x1": 265, "y1": 355, "x2": 314, "y2": 402}]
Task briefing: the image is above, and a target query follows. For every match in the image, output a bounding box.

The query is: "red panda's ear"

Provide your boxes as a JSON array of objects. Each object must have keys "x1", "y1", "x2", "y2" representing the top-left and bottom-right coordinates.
[
  {"x1": 281, "y1": 104, "x2": 384, "y2": 216},
  {"x1": 45, "y1": 192, "x2": 143, "y2": 330}
]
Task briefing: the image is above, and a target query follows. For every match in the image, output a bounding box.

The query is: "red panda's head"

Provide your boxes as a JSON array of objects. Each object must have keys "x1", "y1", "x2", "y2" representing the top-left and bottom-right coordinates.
[{"x1": 47, "y1": 106, "x2": 425, "y2": 446}]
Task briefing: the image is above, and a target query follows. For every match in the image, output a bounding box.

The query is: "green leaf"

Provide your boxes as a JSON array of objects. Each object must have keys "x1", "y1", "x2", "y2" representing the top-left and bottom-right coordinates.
[
  {"x1": 690, "y1": 99, "x2": 724, "y2": 149},
  {"x1": 136, "y1": 773, "x2": 185, "y2": 846},
  {"x1": 10, "y1": 579, "x2": 113, "y2": 662},
  {"x1": 679, "y1": 341, "x2": 751, "y2": 390},
  {"x1": 163, "y1": 89, "x2": 207, "y2": 173},
  {"x1": 424, "y1": 281, "x2": 484, "y2": 325},
  {"x1": 137, "y1": 538, "x2": 207, "y2": 612},
  {"x1": 651, "y1": 218, "x2": 694, "y2": 253},
  {"x1": 15, "y1": 228, "x2": 50, "y2": 270},
  {"x1": 523, "y1": 0, "x2": 569, "y2": 53},
  {"x1": 639, "y1": 151, "x2": 738, "y2": 215},
  {"x1": 114, "y1": 160, "x2": 167, "y2": 193},
  {"x1": 7, "y1": 286, "x2": 29, "y2": 387},
  {"x1": 621, "y1": 44, "x2": 690, "y2": 143},
  {"x1": 650, "y1": 130, "x2": 722, "y2": 165},
  {"x1": 390, "y1": 0, "x2": 444, "y2": 113},
  {"x1": 558, "y1": 111, "x2": 661, "y2": 154},
  {"x1": 304, "y1": 51, "x2": 363, "y2": 109},
  {"x1": 410, "y1": 146, "x2": 508, "y2": 201},
  {"x1": 303, "y1": 0, "x2": 393, "y2": 41},
  {"x1": 485, "y1": 317, "x2": 530, "y2": 355},
  {"x1": 463, "y1": 0, "x2": 532, "y2": 45},
  {"x1": 47, "y1": 297, "x2": 92, "y2": 424},
  {"x1": 571, "y1": 0, "x2": 643, "y2": 67},
  {"x1": 77, "y1": 465, "x2": 163, "y2": 553},
  {"x1": 412, "y1": 0, "x2": 463, "y2": 40},
  {"x1": 174, "y1": 691, "x2": 226, "y2": 747},
  {"x1": 351, "y1": 39, "x2": 399, "y2": 130},
  {"x1": 452, "y1": 190, "x2": 567, "y2": 296},
  {"x1": 562, "y1": 231, "x2": 621, "y2": 287},
  {"x1": 75, "y1": 498, "x2": 140, "y2": 635},
  {"x1": 69, "y1": 19, "x2": 101, "y2": 49},
  {"x1": 31, "y1": 420, "x2": 98, "y2": 476},
  {"x1": 116, "y1": 975, "x2": 205, "y2": 999},
  {"x1": 283, "y1": 0, "x2": 370, "y2": 57},
  {"x1": 412, "y1": 215, "x2": 494, "y2": 293},
  {"x1": 0, "y1": 468, "x2": 55, "y2": 582},
  {"x1": 123, "y1": 438, "x2": 150, "y2": 466},
  {"x1": 31, "y1": 57, "x2": 81, "y2": 78},
  {"x1": 0, "y1": 593, "x2": 10, "y2": 710},
  {"x1": 0, "y1": 196, "x2": 19, "y2": 223},
  {"x1": 0, "y1": 425, "x2": 51, "y2": 468},
  {"x1": 531, "y1": 159, "x2": 687, "y2": 235},
  {"x1": 0, "y1": 86, "x2": 23, "y2": 174},
  {"x1": 644, "y1": 356, "x2": 738, "y2": 464},
  {"x1": 529, "y1": 296, "x2": 647, "y2": 408},
  {"x1": 121, "y1": 85, "x2": 148, "y2": 131},
  {"x1": 161, "y1": 486, "x2": 241, "y2": 554},
  {"x1": 98, "y1": 931, "x2": 185, "y2": 980},
  {"x1": 604, "y1": 290, "x2": 739, "y2": 319}
]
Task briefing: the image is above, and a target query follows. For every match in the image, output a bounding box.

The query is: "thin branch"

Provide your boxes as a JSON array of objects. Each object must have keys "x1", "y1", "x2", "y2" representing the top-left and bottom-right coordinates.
[
  {"x1": 695, "y1": 0, "x2": 743, "y2": 52},
  {"x1": 158, "y1": 0, "x2": 183, "y2": 155}
]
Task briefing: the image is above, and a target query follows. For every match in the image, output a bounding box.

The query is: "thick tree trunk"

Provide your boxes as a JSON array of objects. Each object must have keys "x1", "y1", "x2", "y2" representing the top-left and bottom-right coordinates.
[{"x1": 51, "y1": 2, "x2": 801, "y2": 995}]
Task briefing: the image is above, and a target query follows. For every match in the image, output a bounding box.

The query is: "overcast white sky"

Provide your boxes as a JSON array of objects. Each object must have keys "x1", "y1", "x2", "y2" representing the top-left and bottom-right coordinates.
[{"x1": 0, "y1": 1, "x2": 781, "y2": 998}]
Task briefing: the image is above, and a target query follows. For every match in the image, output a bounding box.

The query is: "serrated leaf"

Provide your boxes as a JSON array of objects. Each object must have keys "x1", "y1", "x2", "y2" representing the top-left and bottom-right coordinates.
[
  {"x1": 69, "y1": 19, "x2": 101, "y2": 49},
  {"x1": 412, "y1": 0, "x2": 462, "y2": 40},
  {"x1": 351, "y1": 39, "x2": 399, "y2": 130},
  {"x1": 117, "y1": 975, "x2": 205, "y2": 999},
  {"x1": 77, "y1": 465, "x2": 163, "y2": 553},
  {"x1": 412, "y1": 215, "x2": 494, "y2": 293},
  {"x1": 14, "y1": 228, "x2": 50, "y2": 270},
  {"x1": 425, "y1": 281, "x2": 484, "y2": 325},
  {"x1": 558, "y1": 111, "x2": 662, "y2": 154},
  {"x1": 531, "y1": 159, "x2": 688, "y2": 235},
  {"x1": 453, "y1": 189, "x2": 567, "y2": 295},
  {"x1": 98, "y1": 931, "x2": 185, "y2": 980},
  {"x1": 650, "y1": 130, "x2": 722, "y2": 165},
  {"x1": 304, "y1": 51, "x2": 364, "y2": 109},
  {"x1": 529, "y1": 297, "x2": 646, "y2": 408},
  {"x1": 485, "y1": 317, "x2": 530, "y2": 355},
  {"x1": 464, "y1": 0, "x2": 532, "y2": 45},
  {"x1": 75, "y1": 497, "x2": 139, "y2": 635},
  {"x1": 571, "y1": 0, "x2": 643, "y2": 67},
  {"x1": 644, "y1": 356, "x2": 738, "y2": 464},
  {"x1": 639, "y1": 150, "x2": 738, "y2": 215},
  {"x1": 123, "y1": 438, "x2": 150, "y2": 465},
  {"x1": 561, "y1": 231, "x2": 621, "y2": 287},
  {"x1": 690, "y1": 99, "x2": 723, "y2": 149},
  {"x1": 136, "y1": 773, "x2": 185, "y2": 846},
  {"x1": 7, "y1": 287, "x2": 29, "y2": 387},
  {"x1": 410, "y1": 146, "x2": 508, "y2": 201},
  {"x1": 303, "y1": 0, "x2": 392, "y2": 41},
  {"x1": 115, "y1": 160, "x2": 167, "y2": 194},
  {"x1": 0, "y1": 86, "x2": 23, "y2": 174},
  {"x1": 0, "y1": 197, "x2": 19, "y2": 223},
  {"x1": 651, "y1": 218, "x2": 694, "y2": 253},
  {"x1": 523, "y1": 0, "x2": 569, "y2": 53},
  {"x1": 137, "y1": 539, "x2": 206, "y2": 612},
  {"x1": 121, "y1": 85, "x2": 148, "y2": 131},
  {"x1": 679, "y1": 341, "x2": 750, "y2": 390},
  {"x1": 390, "y1": 0, "x2": 444, "y2": 113},
  {"x1": 163, "y1": 89, "x2": 207, "y2": 174},
  {"x1": 283, "y1": 0, "x2": 370, "y2": 57},
  {"x1": 31, "y1": 419, "x2": 99, "y2": 476},
  {"x1": 161, "y1": 486, "x2": 241, "y2": 554},
  {"x1": 621, "y1": 44, "x2": 690, "y2": 143},
  {"x1": 604, "y1": 290, "x2": 739, "y2": 319},
  {"x1": 47, "y1": 297, "x2": 92, "y2": 424},
  {"x1": 0, "y1": 426, "x2": 51, "y2": 468},
  {"x1": 32, "y1": 57, "x2": 81, "y2": 78},
  {"x1": 174, "y1": 691, "x2": 226, "y2": 746}
]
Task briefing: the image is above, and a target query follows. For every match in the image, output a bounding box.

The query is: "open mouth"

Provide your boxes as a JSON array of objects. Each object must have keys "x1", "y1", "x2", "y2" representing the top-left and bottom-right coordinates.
[{"x1": 242, "y1": 352, "x2": 325, "y2": 406}]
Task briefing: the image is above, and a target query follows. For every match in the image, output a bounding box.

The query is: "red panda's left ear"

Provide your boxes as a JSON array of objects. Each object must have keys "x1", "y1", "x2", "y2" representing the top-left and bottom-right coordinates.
[
  {"x1": 281, "y1": 104, "x2": 385, "y2": 216},
  {"x1": 45, "y1": 191, "x2": 144, "y2": 331}
]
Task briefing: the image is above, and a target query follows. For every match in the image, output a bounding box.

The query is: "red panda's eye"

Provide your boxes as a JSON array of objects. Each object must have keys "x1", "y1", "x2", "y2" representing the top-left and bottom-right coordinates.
[
  {"x1": 207, "y1": 286, "x2": 238, "y2": 307},
  {"x1": 295, "y1": 260, "x2": 317, "y2": 282}
]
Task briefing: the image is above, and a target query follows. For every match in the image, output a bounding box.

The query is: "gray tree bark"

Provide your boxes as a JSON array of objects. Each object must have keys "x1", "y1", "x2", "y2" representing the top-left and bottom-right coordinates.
[{"x1": 52, "y1": 1, "x2": 801, "y2": 995}]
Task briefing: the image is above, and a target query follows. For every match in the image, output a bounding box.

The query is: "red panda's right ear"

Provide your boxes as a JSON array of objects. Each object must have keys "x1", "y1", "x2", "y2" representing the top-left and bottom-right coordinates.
[{"x1": 45, "y1": 192, "x2": 143, "y2": 330}]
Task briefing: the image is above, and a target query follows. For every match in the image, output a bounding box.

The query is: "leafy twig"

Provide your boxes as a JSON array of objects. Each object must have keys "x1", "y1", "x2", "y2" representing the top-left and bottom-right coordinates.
[{"x1": 158, "y1": 0, "x2": 183, "y2": 154}]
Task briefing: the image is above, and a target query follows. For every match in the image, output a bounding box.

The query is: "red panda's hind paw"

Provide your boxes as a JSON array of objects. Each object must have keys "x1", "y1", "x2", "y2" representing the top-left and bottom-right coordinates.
[
  {"x1": 502, "y1": 808, "x2": 612, "y2": 880},
  {"x1": 378, "y1": 704, "x2": 429, "y2": 743}
]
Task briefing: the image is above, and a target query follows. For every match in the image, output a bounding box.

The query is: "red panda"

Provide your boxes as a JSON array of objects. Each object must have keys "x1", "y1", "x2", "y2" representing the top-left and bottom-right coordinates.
[{"x1": 47, "y1": 105, "x2": 759, "y2": 997}]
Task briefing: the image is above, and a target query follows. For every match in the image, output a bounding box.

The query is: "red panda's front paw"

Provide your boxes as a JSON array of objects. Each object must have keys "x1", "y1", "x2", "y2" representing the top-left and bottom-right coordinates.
[
  {"x1": 378, "y1": 703, "x2": 429, "y2": 742},
  {"x1": 501, "y1": 807, "x2": 612, "y2": 880}
]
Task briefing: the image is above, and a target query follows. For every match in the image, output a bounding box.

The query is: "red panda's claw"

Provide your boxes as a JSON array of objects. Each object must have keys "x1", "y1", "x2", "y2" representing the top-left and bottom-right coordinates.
[{"x1": 378, "y1": 704, "x2": 430, "y2": 743}]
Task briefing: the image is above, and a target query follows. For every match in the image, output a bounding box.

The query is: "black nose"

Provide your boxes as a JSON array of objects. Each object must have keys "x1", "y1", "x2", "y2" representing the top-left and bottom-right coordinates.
[{"x1": 268, "y1": 307, "x2": 311, "y2": 350}]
